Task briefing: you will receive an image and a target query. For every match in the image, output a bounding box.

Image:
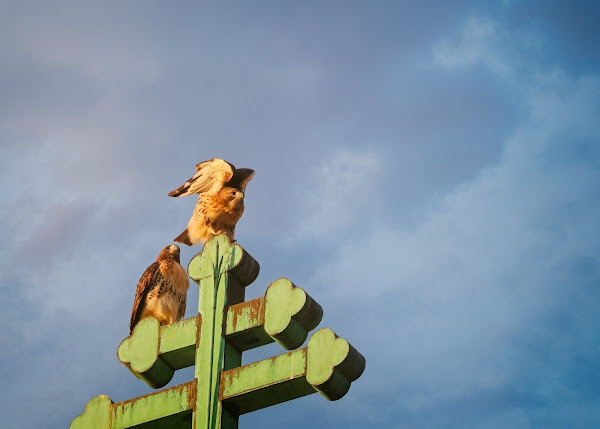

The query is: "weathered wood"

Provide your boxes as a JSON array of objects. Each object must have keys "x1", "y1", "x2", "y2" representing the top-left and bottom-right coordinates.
[
  {"x1": 226, "y1": 297, "x2": 271, "y2": 351},
  {"x1": 159, "y1": 317, "x2": 198, "y2": 370},
  {"x1": 222, "y1": 349, "x2": 312, "y2": 415},
  {"x1": 221, "y1": 328, "x2": 366, "y2": 414},
  {"x1": 190, "y1": 236, "x2": 247, "y2": 429},
  {"x1": 226, "y1": 279, "x2": 323, "y2": 351},
  {"x1": 111, "y1": 381, "x2": 196, "y2": 429},
  {"x1": 73, "y1": 235, "x2": 365, "y2": 429},
  {"x1": 70, "y1": 382, "x2": 196, "y2": 429},
  {"x1": 118, "y1": 279, "x2": 322, "y2": 387}
]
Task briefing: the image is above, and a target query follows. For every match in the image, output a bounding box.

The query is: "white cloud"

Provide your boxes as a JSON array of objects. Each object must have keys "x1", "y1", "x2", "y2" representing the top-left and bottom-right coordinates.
[
  {"x1": 287, "y1": 147, "x2": 385, "y2": 244},
  {"x1": 433, "y1": 17, "x2": 512, "y2": 77}
]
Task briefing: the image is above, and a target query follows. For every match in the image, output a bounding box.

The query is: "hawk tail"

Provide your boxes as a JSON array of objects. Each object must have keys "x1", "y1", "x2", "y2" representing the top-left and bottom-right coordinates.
[
  {"x1": 174, "y1": 229, "x2": 193, "y2": 246},
  {"x1": 168, "y1": 184, "x2": 190, "y2": 197}
]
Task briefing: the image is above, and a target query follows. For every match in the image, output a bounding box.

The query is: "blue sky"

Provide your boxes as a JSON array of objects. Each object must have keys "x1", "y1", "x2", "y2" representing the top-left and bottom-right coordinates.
[{"x1": 1, "y1": 1, "x2": 599, "y2": 428}]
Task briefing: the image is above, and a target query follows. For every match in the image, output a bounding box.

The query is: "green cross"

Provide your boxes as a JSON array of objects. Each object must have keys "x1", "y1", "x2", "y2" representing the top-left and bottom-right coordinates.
[{"x1": 71, "y1": 235, "x2": 366, "y2": 429}]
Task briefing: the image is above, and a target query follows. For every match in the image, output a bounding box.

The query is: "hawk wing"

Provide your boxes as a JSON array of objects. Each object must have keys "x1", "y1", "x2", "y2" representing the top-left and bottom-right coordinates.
[
  {"x1": 168, "y1": 158, "x2": 234, "y2": 197},
  {"x1": 177, "y1": 295, "x2": 187, "y2": 321},
  {"x1": 129, "y1": 261, "x2": 163, "y2": 334}
]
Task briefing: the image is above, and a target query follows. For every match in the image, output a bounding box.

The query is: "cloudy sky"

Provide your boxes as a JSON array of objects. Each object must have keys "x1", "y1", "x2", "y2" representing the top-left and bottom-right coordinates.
[{"x1": 1, "y1": 1, "x2": 599, "y2": 428}]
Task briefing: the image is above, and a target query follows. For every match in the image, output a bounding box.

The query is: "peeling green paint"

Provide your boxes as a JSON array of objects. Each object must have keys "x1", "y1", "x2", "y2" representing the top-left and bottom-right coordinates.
[
  {"x1": 111, "y1": 381, "x2": 195, "y2": 429},
  {"x1": 71, "y1": 235, "x2": 365, "y2": 429}
]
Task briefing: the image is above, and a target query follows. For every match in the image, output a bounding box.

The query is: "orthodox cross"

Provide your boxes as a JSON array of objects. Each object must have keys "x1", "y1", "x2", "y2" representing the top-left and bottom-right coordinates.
[{"x1": 71, "y1": 235, "x2": 365, "y2": 428}]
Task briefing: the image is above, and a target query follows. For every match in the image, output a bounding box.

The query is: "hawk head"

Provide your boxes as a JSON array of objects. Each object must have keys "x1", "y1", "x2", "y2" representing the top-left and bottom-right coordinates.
[
  {"x1": 225, "y1": 168, "x2": 255, "y2": 192},
  {"x1": 218, "y1": 187, "x2": 245, "y2": 211},
  {"x1": 157, "y1": 244, "x2": 181, "y2": 263}
]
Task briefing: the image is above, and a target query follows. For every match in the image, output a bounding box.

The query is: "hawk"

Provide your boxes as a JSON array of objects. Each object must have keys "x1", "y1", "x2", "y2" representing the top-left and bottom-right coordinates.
[
  {"x1": 168, "y1": 158, "x2": 254, "y2": 246},
  {"x1": 129, "y1": 244, "x2": 189, "y2": 334}
]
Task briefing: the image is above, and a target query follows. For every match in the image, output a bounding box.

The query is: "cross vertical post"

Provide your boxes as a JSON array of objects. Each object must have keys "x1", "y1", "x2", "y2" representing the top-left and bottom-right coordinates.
[{"x1": 188, "y1": 236, "x2": 257, "y2": 428}]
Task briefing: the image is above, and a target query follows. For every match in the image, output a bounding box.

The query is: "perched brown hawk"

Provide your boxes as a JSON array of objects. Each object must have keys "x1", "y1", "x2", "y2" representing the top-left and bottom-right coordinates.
[
  {"x1": 168, "y1": 158, "x2": 254, "y2": 246},
  {"x1": 129, "y1": 244, "x2": 189, "y2": 334}
]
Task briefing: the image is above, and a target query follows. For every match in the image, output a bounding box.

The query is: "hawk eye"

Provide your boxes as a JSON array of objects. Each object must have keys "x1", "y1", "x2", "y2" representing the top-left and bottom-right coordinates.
[{"x1": 231, "y1": 191, "x2": 237, "y2": 196}]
